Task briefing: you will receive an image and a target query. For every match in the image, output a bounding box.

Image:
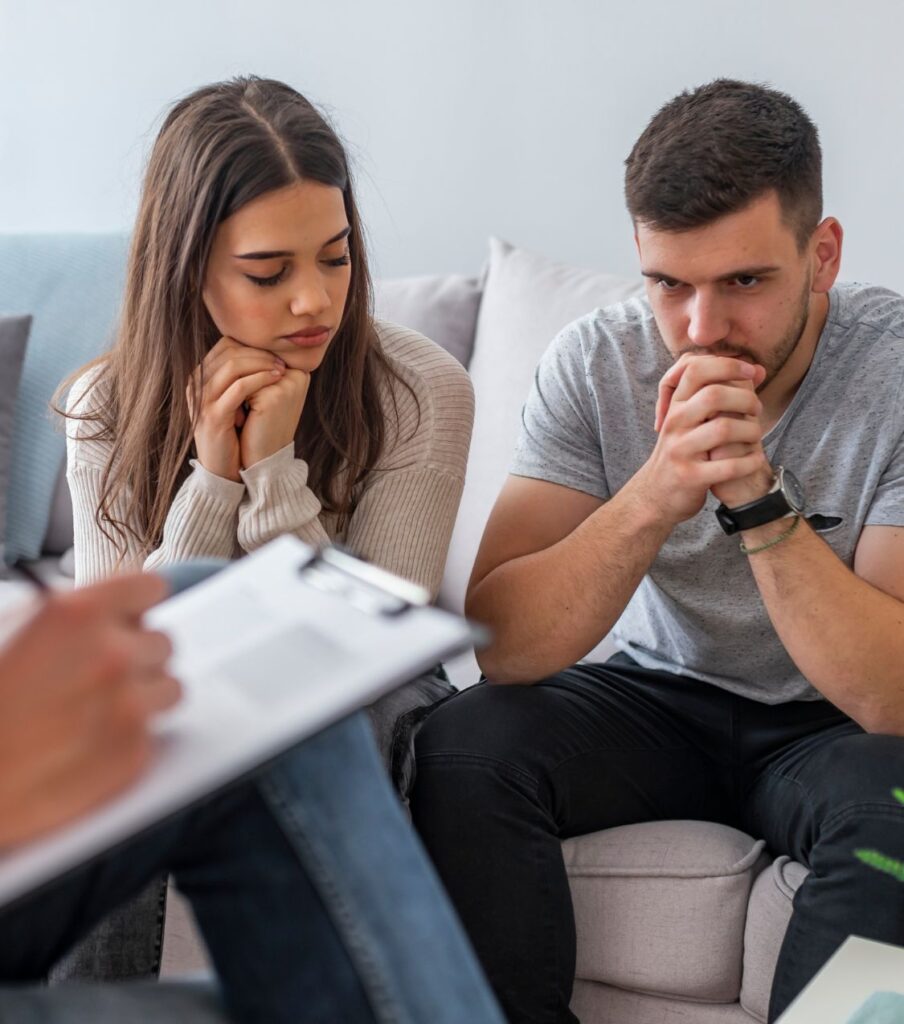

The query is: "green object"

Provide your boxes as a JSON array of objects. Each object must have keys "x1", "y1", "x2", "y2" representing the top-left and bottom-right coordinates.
[
  {"x1": 739, "y1": 514, "x2": 801, "y2": 555},
  {"x1": 855, "y1": 850, "x2": 904, "y2": 884},
  {"x1": 844, "y1": 990, "x2": 904, "y2": 1023},
  {"x1": 854, "y1": 788, "x2": 904, "y2": 884}
]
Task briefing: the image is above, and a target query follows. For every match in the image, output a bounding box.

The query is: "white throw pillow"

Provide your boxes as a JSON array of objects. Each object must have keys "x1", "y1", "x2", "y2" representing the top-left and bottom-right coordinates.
[{"x1": 440, "y1": 238, "x2": 643, "y2": 686}]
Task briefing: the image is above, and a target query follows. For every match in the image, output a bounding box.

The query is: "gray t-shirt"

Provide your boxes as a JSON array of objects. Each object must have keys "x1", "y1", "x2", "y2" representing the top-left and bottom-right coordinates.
[{"x1": 511, "y1": 282, "x2": 904, "y2": 703}]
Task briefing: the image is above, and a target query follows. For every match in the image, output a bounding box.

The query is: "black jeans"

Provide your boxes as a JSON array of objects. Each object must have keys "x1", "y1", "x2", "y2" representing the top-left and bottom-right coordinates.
[{"x1": 410, "y1": 654, "x2": 904, "y2": 1023}]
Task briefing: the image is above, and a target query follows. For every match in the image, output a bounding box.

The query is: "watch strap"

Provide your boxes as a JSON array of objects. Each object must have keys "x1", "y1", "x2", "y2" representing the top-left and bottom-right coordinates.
[{"x1": 715, "y1": 487, "x2": 792, "y2": 535}]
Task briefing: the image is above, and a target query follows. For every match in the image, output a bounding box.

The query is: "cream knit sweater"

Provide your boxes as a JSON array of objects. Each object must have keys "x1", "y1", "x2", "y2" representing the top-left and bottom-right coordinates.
[{"x1": 66, "y1": 321, "x2": 474, "y2": 599}]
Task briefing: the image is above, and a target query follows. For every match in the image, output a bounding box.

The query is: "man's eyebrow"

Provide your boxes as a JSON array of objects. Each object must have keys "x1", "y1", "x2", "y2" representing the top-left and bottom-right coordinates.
[
  {"x1": 642, "y1": 269, "x2": 681, "y2": 281},
  {"x1": 714, "y1": 265, "x2": 780, "y2": 281},
  {"x1": 641, "y1": 265, "x2": 780, "y2": 283},
  {"x1": 234, "y1": 226, "x2": 351, "y2": 260}
]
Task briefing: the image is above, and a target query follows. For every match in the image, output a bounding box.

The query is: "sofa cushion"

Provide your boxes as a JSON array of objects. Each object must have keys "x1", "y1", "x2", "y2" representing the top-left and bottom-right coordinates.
[
  {"x1": 0, "y1": 315, "x2": 32, "y2": 576},
  {"x1": 563, "y1": 820, "x2": 768, "y2": 1003},
  {"x1": 740, "y1": 856, "x2": 809, "y2": 1023},
  {"x1": 0, "y1": 234, "x2": 129, "y2": 564},
  {"x1": 571, "y1": 980, "x2": 755, "y2": 1023},
  {"x1": 374, "y1": 274, "x2": 482, "y2": 368}
]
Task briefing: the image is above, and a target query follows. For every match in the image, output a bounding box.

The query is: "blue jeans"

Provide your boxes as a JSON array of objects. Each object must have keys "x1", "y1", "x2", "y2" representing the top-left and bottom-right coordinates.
[
  {"x1": 0, "y1": 561, "x2": 503, "y2": 1022},
  {"x1": 52, "y1": 564, "x2": 458, "y2": 984},
  {"x1": 0, "y1": 713, "x2": 504, "y2": 1023}
]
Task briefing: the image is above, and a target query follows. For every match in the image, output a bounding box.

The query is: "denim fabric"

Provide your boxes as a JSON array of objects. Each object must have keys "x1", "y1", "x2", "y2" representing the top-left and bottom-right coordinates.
[
  {"x1": 52, "y1": 563, "x2": 457, "y2": 984},
  {"x1": 411, "y1": 654, "x2": 904, "y2": 1024},
  {"x1": 258, "y1": 713, "x2": 505, "y2": 1024},
  {"x1": 48, "y1": 560, "x2": 229, "y2": 984},
  {"x1": 0, "y1": 714, "x2": 504, "y2": 1023},
  {"x1": 12, "y1": 558, "x2": 500, "y2": 1022}
]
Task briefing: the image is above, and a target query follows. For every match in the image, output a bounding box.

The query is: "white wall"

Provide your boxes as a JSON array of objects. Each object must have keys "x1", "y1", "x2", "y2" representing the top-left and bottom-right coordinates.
[{"x1": 2, "y1": 1, "x2": 903, "y2": 288}]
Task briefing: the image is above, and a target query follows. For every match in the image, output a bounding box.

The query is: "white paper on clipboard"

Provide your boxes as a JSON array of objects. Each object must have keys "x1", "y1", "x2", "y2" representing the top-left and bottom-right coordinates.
[{"x1": 0, "y1": 536, "x2": 482, "y2": 907}]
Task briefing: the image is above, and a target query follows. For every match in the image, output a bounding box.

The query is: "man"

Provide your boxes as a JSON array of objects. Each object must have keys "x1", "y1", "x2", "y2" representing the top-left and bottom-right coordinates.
[
  {"x1": 410, "y1": 79, "x2": 904, "y2": 1023},
  {"x1": 0, "y1": 570, "x2": 503, "y2": 1023}
]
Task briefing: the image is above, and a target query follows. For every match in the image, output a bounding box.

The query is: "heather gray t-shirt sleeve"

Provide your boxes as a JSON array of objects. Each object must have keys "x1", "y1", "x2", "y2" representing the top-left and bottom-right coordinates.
[
  {"x1": 864, "y1": 375, "x2": 904, "y2": 526},
  {"x1": 511, "y1": 324, "x2": 610, "y2": 500}
]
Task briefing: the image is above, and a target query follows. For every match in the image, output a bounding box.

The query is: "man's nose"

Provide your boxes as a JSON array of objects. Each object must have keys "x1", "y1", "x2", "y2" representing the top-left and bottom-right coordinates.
[{"x1": 686, "y1": 293, "x2": 730, "y2": 348}]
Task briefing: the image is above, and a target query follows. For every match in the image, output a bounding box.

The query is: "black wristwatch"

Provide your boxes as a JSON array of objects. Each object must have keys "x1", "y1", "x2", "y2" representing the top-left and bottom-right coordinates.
[{"x1": 715, "y1": 466, "x2": 806, "y2": 536}]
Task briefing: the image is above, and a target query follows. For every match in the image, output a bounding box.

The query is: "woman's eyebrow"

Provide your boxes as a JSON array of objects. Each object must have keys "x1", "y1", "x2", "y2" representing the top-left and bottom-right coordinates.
[{"x1": 234, "y1": 226, "x2": 351, "y2": 260}]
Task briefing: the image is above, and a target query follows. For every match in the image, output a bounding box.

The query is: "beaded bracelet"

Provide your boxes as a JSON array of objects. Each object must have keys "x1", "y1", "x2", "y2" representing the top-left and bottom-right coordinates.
[{"x1": 739, "y1": 514, "x2": 801, "y2": 555}]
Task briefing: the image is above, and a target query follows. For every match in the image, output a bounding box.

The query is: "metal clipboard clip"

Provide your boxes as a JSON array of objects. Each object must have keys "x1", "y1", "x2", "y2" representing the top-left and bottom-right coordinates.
[{"x1": 297, "y1": 545, "x2": 430, "y2": 617}]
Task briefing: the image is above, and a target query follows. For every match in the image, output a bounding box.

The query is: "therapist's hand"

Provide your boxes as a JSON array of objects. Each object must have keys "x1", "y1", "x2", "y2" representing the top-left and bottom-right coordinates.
[{"x1": 0, "y1": 573, "x2": 181, "y2": 848}]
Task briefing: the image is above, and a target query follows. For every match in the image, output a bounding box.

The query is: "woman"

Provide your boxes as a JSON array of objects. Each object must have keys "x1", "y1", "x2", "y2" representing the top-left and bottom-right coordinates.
[{"x1": 59, "y1": 75, "x2": 472, "y2": 980}]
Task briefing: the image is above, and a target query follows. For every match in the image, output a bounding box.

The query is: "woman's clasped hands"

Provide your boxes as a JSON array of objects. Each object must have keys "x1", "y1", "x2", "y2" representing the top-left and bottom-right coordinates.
[{"x1": 187, "y1": 336, "x2": 311, "y2": 482}]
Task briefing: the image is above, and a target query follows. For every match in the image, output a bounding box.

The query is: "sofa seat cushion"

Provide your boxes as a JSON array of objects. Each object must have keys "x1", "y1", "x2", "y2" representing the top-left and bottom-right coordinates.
[
  {"x1": 740, "y1": 856, "x2": 809, "y2": 1022},
  {"x1": 563, "y1": 820, "x2": 768, "y2": 1002},
  {"x1": 571, "y1": 979, "x2": 755, "y2": 1023}
]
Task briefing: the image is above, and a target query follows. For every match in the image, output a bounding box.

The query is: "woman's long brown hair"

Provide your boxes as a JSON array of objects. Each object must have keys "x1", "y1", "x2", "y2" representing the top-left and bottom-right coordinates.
[{"x1": 59, "y1": 76, "x2": 409, "y2": 559}]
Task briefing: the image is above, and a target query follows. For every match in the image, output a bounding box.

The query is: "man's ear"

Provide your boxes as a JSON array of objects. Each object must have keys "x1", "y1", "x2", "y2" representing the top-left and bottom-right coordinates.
[{"x1": 810, "y1": 217, "x2": 843, "y2": 294}]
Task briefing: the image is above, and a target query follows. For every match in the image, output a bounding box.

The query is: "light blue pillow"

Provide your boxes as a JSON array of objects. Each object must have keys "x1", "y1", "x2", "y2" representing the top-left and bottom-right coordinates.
[{"x1": 0, "y1": 234, "x2": 129, "y2": 562}]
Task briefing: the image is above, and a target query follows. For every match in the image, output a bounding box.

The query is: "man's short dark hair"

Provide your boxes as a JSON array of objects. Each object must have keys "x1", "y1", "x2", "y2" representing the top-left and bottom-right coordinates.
[{"x1": 624, "y1": 79, "x2": 822, "y2": 248}]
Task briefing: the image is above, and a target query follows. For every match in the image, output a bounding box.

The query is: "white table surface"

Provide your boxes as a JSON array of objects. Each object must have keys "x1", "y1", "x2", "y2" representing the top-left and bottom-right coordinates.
[{"x1": 777, "y1": 936, "x2": 904, "y2": 1023}]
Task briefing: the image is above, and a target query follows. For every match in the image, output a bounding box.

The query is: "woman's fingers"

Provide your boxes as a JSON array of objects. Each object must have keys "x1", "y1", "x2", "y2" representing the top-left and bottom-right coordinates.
[
  {"x1": 201, "y1": 336, "x2": 286, "y2": 381},
  {"x1": 199, "y1": 336, "x2": 244, "y2": 377},
  {"x1": 217, "y1": 370, "x2": 287, "y2": 419},
  {"x1": 201, "y1": 352, "x2": 285, "y2": 405}
]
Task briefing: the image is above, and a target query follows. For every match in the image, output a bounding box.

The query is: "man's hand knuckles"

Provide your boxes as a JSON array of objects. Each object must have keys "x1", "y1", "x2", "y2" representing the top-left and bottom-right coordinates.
[
  {"x1": 671, "y1": 460, "x2": 700, "y2": 490},
  {"x1": 697, "y1": 388, "x2": 729, "y2": 418},
  {"x1": 711, "y1": 418, "x2": 740, "y2": 445}
]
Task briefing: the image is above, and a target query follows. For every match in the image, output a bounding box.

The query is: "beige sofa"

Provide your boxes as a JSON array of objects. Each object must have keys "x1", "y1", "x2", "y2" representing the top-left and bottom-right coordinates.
[{"x1": 1, "y1": 234, "x2": 809, "y2": 1022}]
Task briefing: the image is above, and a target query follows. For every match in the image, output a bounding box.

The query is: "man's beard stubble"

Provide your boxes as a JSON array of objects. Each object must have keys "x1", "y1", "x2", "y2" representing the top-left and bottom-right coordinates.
[{"x1": 677, "y1": 275, "x2": 812, "y2": 392}]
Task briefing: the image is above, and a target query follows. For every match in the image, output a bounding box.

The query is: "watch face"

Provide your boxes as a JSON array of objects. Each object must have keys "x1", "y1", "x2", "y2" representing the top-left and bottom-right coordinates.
[{"x1": 781, "y1": 469, "x2": 806, "y2": 512}]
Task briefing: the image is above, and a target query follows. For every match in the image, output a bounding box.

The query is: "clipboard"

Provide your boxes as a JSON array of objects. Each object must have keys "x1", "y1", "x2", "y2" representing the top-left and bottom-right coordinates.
[{"x1": 0, "y1": 536, "x2": 484, "y2": 908}]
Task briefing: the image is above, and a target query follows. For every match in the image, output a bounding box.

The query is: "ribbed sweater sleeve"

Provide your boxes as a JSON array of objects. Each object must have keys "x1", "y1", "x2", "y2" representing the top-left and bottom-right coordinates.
[
  {"x1": 66, "y1": 370, "x2": 245, "y2": 585},
  {"x1": 237, "y1": 444, "x2": 331, "y2": 550}
]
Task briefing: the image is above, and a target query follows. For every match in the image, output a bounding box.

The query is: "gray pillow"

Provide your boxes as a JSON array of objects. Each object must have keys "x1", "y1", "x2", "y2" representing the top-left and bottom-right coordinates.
[
  {"x1": 374, "y1": 274, "x2": 482, "y2": 367},
  {"x1": 0, "y1": 316, "x2": 32, "y2": 576}
]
